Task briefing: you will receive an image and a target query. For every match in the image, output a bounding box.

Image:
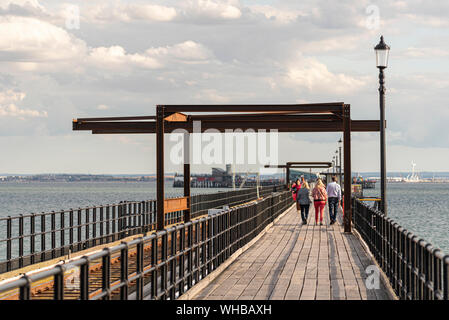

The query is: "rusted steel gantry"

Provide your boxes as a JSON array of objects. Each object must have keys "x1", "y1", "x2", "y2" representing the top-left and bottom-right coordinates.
[
  {"x1": 265, "y1": 162, "x2": 333, "y2": 186},
  {"x1": 72, "y1": 102, "x2": 380, "y2": 233}
]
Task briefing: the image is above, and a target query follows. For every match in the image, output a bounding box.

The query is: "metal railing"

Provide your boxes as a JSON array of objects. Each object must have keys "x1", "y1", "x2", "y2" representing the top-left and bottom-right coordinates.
[
  {"x1": 0, "y1": 190, "x2": 293, "y2": 300},
  {"x1": 0, "y1": 185, "x2": 284, "y2": 273},
  {"x1": 353, "y1": 198, "x2": 449, "y2": 300}
]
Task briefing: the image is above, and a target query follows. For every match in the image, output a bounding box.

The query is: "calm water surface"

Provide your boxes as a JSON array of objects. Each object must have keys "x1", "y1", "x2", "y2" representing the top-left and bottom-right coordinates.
[
  {"x1": 364, "y1": 183, "x2": 449, "y2": 254},
  {"x1": 1, "y1": 181, "x2": 449, "y2": 255},
  {"x1": 0, "y1": 181, "x2": 229, "y2": 218}
]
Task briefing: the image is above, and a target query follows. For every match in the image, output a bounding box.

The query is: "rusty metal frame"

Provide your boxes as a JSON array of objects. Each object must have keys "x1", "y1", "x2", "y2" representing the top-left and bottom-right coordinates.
[
  {"x1": 73, "y1": 102, "x2": 379, "y2": 232},
  {"x1": 264, "y1": 162, "x2": 333, "y2": 188}
]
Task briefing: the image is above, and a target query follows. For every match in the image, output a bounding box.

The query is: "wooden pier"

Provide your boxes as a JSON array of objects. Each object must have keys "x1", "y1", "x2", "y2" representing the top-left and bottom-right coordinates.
[{"x1": 189, "y1": 205, "x2": 394, "y2": 300}]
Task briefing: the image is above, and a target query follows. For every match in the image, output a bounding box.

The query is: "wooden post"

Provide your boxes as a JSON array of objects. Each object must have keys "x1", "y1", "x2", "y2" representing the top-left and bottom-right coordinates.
[
  {"x1": 183, "y1": 132, "x2": 191, "y2": 222},
  {"x1": 343, "y1": 104, "x2": 352, "y2": 233},
  {"x1": 156, "y1": 106, "x2": 165, "y2": 230},
  {"x1": 286, "y1": 166, "x2": 290, "y2": 188}
]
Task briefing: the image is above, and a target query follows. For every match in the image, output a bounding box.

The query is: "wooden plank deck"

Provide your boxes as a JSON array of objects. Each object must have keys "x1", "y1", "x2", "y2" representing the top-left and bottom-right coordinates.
[{"x1": 192, "y1": 204, "x2": 393, "y2": 300}]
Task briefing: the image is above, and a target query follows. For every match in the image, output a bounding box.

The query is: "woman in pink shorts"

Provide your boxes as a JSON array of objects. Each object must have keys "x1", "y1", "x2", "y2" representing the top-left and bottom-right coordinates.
[{"x1": 312, "y1": 178, "x2": 328, "y2": 226}]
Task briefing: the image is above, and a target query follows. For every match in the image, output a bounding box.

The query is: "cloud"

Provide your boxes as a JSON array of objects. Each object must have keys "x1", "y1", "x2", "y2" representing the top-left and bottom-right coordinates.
[
  {"x1": 194, "y1": 89, "x2": 229, "y2": 103},
  {"x1": 0, "y1": 89, "x2": 47, "y2": 118},
  {"x1": 248, "y1": 5, "x2": 304, "y2": 24},
  {"x1": 88, "y1": 45, "x2": 162, "y2": 70},
  {"x1": 0, "y1": 0, "x2": 44, "y2": 10},
  {"x1": 401, "y1": 47, "x2": 449, "y2": 58},
  {"x1": 87, "y1": 40, "x2": 213, "y2": 71},
  {"x1": 83, "y1": 2, "x2": 177, "y2": 23},
  {"x1": 145, "y1": 40, "x2": 214, "y2": 64},
  {"x1": 0, "y1": 16, "x2": 87, "y2": 63},
  {"x1": 299, "y1": 35, "x2": 366, "y2": 53},
  {"x1": 180, "y1": 0, "x2": 242, "y2": 22},
  {"x1": 284, "y1": 54, "x2": 367, "y2": 94},
  {"x1": 0, "y1": 15, "x2": 213, "y2": 72}
]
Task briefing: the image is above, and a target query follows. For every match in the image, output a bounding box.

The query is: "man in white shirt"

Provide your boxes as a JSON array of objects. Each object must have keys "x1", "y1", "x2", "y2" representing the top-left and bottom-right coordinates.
[{"x1": 326, "y1": 176, "x2": 341, "y2": 225}]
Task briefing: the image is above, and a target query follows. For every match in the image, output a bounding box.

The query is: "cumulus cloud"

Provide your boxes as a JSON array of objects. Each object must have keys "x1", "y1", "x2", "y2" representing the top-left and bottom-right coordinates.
[
  {"x1": 88, "y1": 46, "x2": 162, "y2": 70},
  {"x1": 0, "y1": 0, "x2": 44, "y2": 10},
  {"x1": 284, "y1": 54, "x2": 367, "y2": 94},
  {"x1": 83, "y1": 2, "x2": 177, "y2": 23},
  {"x1": 145, "y1": 41, "x2": 214, "y2": 64},
  {"x1": 248, "y1": 5, "x2": 304, "y2": 24},
  {"x1": 0, "y1": 15, "x2": 213, "y2": 72},
  {"x1": 0, "y1": 89, "x2": 47, "y2": 118},
  {"x1": 87, "y1": 41, "x2": 213, "y2": 71},
  {"x1": 0, "y1": 16, "x2": 87, "y2": 63},
  {"x1": 180, "y1": 0, "x2": 242, "y2": 22}
]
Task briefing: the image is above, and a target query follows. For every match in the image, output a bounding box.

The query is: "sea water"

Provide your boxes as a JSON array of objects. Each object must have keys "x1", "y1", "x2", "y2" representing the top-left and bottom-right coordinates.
[{"x1": 1, "y1": 181, "x2": 448, "y2": 258}]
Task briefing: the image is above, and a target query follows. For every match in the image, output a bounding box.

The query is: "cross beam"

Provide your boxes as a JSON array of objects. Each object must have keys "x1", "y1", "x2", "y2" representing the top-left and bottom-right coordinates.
[
  {"x1": 73, "y1": 119, "x2": 380, "y2": 133},
  {"x1": 264, "y1": 162, "x2": 333, "y2": 188}
]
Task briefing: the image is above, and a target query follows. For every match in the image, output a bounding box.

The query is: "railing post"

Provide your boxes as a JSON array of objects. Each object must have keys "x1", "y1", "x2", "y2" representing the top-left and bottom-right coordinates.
[
  {"x1": 99, "y1": 207, "x2": 104, "y2": 245},
  {"x1": 80, "y1": 257, "x2": 89, "y2": 300},
  {"x1": 60, "y1": 211, "x2": 65, "y2": 257},
  {"x1": 19, "y1": 215, "x2": 24, "y2": 268},
  {"x1": 92, "y1": 207, "x2": 97, "y2": 247},
  {"x1": 30, "y1": 213, "x2": 36, "y2": 265},
  {"x1": 102, "y1": 248, "x2": 111, "y2": 300},
  {"x1": 151, "y1": 236, "x2": 158, "y2": 298},
  {"x1": 19, "y1": 275, "x2": 32, "y2": 300},
  {"x1": 41, "y1": 214, "x2": 46, "y2": 262},
  {"x1": 120, "y1": 242, "x2": 129, "y2": 300},
  {"x1": 85, "y1": 209, "x2": 90, "y2": 249},
  {"x1": 69, "y1": 209, "x2": 74, "y2": 251},
  {"x1": 6, "y1": 216, "x2": 12, "y2": 271},
  {"x1": 54, "y1": 265, "x2": 65, "y2": 300},
  {"x1": 160, "y1": 233, "x2": 168, "y2": 299},
  {"x1": 51, "y1": 211, "x2": 56, "y2": 259},
  {"x1": 77, "y1": 209, "x2": 82, "y2": 251},
  {"x1": 444, "y1": 256, "x2": 449, "y2": 300}
]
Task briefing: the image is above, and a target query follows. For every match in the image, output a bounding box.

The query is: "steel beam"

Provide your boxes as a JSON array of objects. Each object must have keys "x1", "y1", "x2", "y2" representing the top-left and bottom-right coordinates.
[
  {"x1": 162, "y1": 103, "x2": 344, "y2": 113},
  {"x1": 183, "y1": 132, "x2": 191, "y2": 223},
  {"x1": 343, "y1": 104, "x2": 352, "y2": 233},
  {"x1": 156, "y1": 106, "x2": 165, "y2": 231},
  {"x1": 74, "y1": 120, "x2": 380, "y2": 133}
]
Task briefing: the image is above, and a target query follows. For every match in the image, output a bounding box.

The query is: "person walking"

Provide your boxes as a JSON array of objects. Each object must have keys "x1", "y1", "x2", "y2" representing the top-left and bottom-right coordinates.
[
  {"x1": 312, "y1": 178, "x2": 327, "y2": 226},
  {"x1": 292, "y1": 178, "x2": 301, "y2": 210},
  {"x1": 296, "y1": 181, "x2": 311, "y2": 224},
  {"x1": 326, "y1": 176, "x2": 342, "y2": 225}
]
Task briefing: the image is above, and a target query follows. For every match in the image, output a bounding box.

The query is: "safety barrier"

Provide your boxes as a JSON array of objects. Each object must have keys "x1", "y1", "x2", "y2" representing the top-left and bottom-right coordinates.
[
  {"x1": 353, "y1": 198, "x2": 449, "y2": 300},
  {"x1": 0, "y1": 190, "x2": 293, "y2": 300}
]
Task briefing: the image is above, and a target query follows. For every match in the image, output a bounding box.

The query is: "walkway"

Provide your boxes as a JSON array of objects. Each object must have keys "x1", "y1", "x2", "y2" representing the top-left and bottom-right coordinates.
[{"x1": 192, "y1": 205, "x2": 393, "y2": 300}]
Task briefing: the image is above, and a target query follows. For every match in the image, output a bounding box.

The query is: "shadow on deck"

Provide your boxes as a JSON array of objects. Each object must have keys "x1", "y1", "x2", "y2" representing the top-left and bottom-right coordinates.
[{"x1": 191, "y1": 205, "x2": 393, "y2": 300}]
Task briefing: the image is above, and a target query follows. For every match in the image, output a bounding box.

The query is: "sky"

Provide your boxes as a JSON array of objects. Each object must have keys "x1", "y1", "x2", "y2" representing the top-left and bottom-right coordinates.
[{"x1": 0, "y1": 0, "x2": 449, "y2": 175}]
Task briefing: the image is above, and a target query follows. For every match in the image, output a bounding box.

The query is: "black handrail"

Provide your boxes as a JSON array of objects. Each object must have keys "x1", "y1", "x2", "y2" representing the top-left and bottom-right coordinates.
[
  {"x1": 0, "y1": 185, "x2": 284, "y2": 273},
  {"x1": 0, "y1": 190, "x2": 293, "y2": 300},
  {"x1": 352, "y1": 198, "x2": 449, "y2": 300}
]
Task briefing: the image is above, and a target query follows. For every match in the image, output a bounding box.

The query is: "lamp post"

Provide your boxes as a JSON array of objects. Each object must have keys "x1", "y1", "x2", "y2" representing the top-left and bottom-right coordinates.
[
  {"x1": 335, "y1": 150, "x2": 339, "y2": 178},
  {"x1": 332, "y1": 157, "x2": 335, "y2": 174},
  {"x1": 375, "y1": 35, "x2": 390, "y2": 215},
  {"x1": 338, "y1": 138, "x2": 342, "y2": 184}
]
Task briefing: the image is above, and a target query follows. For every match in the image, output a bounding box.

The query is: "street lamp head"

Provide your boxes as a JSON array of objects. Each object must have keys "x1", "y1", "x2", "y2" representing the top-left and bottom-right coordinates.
[
  {"x1": 375, "y1": 35, "x2": 390, "y2": 69},
  {"x1": 338, "y1": 138, "x2": 342, "y2": 145}
]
